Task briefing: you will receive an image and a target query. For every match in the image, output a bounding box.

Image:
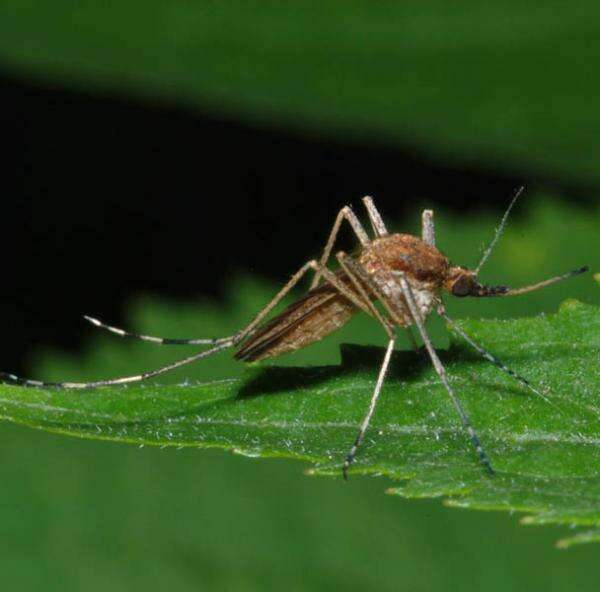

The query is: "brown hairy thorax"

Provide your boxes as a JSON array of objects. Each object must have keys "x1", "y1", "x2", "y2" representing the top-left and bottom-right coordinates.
[{"x1": 359, "y1": 233, "x2": 450, "y2": 284}]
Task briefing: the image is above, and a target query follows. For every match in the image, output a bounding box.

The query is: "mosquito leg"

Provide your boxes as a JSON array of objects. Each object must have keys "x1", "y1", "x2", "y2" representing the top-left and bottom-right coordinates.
[
  {"x1": 234, "y1": 259, "x2": 325, "y2": 343},
  {"x1": 398, "y1": 276, "x2": 495, "y2": 475},
  {"x1": 0, "y1": 340, "x2": 234, "y2": 389},
  {"x1": 421, "y1": 209, "x2": 435, "y2": 246},
  {"x1": 89, "y1": 253, "x2": 378, "y2": 350},
  {"x1": 334, "y1": 254, "x2": 408, "y2": 478},
  {"x1": 2, "y1": 259, "x2": 373, "y2": 389},
  {"x1": 83, "y1": 315, "x2": 230, "y2": 346},
  {"x1": 3, "y1": 259, "x2": 319, "y2": 388},
  {"x1": 336, "y1": 252, "x2": 394, "y2": 338},
  {"x1": 343, "y1": 338, "x2": 396, "y2": 480},
  {"x1": 337, "y1": 255, "x2": 417, "y2": 351},
  {"x1": 362, "y1": 196, "x2": 388, "y2": 237},
  {"x1": 335, "y1": 253, "x2": 410, "y2": 330},
  {"x1": 310, "y1": 205, "x2": 370, "y2": 289},
  {"x1": 314, "y1": 265, "x2": 377, "y2": 318},
  {"x1": 435, "y1": 303, "x2": 554, "y2": 407}
]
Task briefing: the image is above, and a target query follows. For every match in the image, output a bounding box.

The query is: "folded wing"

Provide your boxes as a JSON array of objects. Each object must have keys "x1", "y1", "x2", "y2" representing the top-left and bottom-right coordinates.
[{"x1": 234, "y1": 272, "x2": 358, "y2": 362}]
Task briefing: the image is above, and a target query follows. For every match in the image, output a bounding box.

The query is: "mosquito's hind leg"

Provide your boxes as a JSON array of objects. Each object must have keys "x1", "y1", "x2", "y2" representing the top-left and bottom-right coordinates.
[
  {"x1": 87, "y1": 259, "x2": 330, "y2": 350},
  {"x1": 310, "y1": 205, "x2": 370, "y2": 289},
  {"x1": 398, "y1": 275, "x2": 494, "y2": 475},
  {"x1": 3, "y1": 259, "x2": 321, "y2": 388},
  {"x1": 83, "y1": 315, "x2": 229, "y2": 346},
  {"x1": 421, "y1": 209, "x2": 435, "y2": 246},
  {"x1": 0, "y1": 340, "x2": 235, "y2": 389},
  {"x1": 0, "y1": 258, "x2": 369, "y2": 390}
]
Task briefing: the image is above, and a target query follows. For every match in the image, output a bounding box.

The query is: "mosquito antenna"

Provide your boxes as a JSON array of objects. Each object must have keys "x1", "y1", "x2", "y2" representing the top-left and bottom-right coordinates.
[{"x1": 475, "y1": 186, "x2": 524, "y2": 276}]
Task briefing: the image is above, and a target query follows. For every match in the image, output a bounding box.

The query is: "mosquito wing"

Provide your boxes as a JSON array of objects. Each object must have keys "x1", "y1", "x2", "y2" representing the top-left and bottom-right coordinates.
[{"x1": 234, "y1": 271, "x2": 358, "y2": 362}]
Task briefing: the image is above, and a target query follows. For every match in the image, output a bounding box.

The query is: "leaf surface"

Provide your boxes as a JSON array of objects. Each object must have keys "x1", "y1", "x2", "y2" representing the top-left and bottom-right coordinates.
[{"x1": 2, "y1": 299, "x2": 599, "y2": 547}]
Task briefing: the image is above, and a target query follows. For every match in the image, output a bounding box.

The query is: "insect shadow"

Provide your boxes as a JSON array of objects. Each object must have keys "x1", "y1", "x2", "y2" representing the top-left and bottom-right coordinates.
[{"x1": 238, "y1": 344, "x2": 438, "y2": 399}]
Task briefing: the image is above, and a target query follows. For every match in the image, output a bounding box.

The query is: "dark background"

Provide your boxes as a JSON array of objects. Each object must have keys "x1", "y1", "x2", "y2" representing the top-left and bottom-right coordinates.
[{"x1": 1, "y1": 72, "x2": 596, "y2": 374}]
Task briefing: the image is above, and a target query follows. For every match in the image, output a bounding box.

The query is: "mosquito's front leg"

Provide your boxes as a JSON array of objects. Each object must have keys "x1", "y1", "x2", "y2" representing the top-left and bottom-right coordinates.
[
  {"x1": 310, "y1": 205, "x2": 370, "y2": 289},
  {"x1": 421, "y1": 209, "x2": 435, "y2": 246},
  {"x1": 398, "y1": 275, "x2": 494, "y2": 475}
]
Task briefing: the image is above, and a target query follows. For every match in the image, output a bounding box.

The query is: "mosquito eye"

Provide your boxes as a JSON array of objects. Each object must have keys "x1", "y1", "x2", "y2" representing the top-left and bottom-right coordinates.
[{"x1": 451, "y1": 276, "x2": 472, "y2": 297}]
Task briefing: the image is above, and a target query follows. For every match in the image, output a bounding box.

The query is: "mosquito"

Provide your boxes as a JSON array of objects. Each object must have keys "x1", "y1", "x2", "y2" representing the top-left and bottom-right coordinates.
[{"x1": 1, "y1": 189, "x2": 588, "y2": 478}]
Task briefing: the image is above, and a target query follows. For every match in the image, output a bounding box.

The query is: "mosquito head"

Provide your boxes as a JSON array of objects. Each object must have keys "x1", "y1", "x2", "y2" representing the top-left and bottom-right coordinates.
[
  {"x1": 445, "y1": 265, "x2": 589, "y2": 298},
  {"x1": 444, "y1": 266, "x2": 493, "y2": 297}
]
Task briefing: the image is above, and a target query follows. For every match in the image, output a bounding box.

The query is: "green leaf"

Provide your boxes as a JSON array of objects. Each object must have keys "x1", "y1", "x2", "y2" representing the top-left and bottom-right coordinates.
[
  {"x1": 1, "y1": 299, "x2": 599, "y2": 547},
  {"x1": 1, "y1": 2, "x2": 600, "y2": 181}
]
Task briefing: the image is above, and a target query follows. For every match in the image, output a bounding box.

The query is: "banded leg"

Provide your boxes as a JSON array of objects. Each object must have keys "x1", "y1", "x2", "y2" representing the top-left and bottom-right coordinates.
[
  {"x1": 421, "y1": 209, "x2": 435, "y2": 246},
  {"x1": 362, "y1": 196, "x2": 388, "y2": 237},
  {"x1": 342, "y1": 338, "x2": 395, "y2": 480},
  {"x1": 398, "y1": 275, "x2": 494, "y2": 475},
  {"x1": 83, "y1": 315, "x2": 228, "y2": 346},
  {"x1": 0, "y1": 340, "x2": 235, "y2": 389},
  {"x1": 310, "y1": 205, "x2": 370, "y2": 289},
  {"x1": 436, "y1": 303, "x2": 555, "y2": 408},
  {"x1": 85, "y1": 257, "x2": 374, "y2": 349},
  {"x1": 85, "y1": 259, "x2": 327, "y2": 350},
  {"x1": 1, "y1": 260, "x2": 372, "y2": 389}
]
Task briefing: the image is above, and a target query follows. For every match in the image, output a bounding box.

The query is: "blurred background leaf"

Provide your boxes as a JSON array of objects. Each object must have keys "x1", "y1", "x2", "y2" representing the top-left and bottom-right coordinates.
[{"x1": 1, "y1": 1, "x2": 600, "y2": 182}]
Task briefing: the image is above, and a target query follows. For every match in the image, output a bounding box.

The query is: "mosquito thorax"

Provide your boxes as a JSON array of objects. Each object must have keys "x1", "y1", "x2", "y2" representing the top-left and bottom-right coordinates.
[{"x1": 359, "y1": 233, "x2": 450, "y2": 285}]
